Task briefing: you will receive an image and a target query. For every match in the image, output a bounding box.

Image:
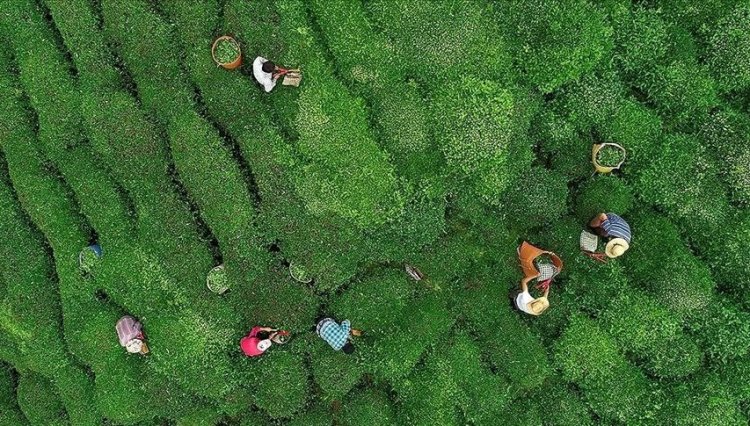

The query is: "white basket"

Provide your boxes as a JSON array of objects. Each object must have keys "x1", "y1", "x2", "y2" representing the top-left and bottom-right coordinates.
[
  {"x1": 580, "y1": 230, "x2": 599, "y2": 252},
  {"x1": 206, "y1": 265, "x2": 229, "y2": 294}
]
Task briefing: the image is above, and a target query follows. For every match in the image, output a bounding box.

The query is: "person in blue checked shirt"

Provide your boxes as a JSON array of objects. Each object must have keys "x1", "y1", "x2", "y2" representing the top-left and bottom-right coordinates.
[
  {"x1": 316, "y1": 317, "x2": 362, "y2": 354},
  {"x1": 590, "y1": 212, "x2": 632, "y2": 258}
]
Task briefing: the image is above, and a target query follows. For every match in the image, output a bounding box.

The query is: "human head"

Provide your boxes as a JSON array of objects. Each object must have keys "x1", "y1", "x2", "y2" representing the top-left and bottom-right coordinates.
[
  {"x1": 262, "y1": 61, "x2": 276, "y2": 73},
  {"x1": 528, "y1": 297, "x2": 550, "y2": 316},
  {"x1": 257, "y1": 339, "x2": 272, "y2": 352},
  {"x1": 342, "y1": 342, "x2": 355, "y2": 354},
  {"x1": 605, "y1": 238, "x2": 629, "y2": 258},
  {"x1": 126, "y1": 338, "x2": 144, "y2": 354}
]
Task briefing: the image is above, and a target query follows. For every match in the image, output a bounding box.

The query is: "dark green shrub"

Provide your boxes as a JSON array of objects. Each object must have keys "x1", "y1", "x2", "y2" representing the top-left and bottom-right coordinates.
[
  {"x1": 329, "y1": 268, "x2": 413, "y2": 334},
  {"x1": 16, "y1": 373, "x2": 68, "y2": 426},
  {"x1": 643, "y1": 61, "x2": 719, "y2": 126},
  {"x1": 532, "y1": 110, "x2": 592, "y2": 179},
  {"x1": 247, "y1": 351, "x2": 308, "y2": 419},
  {"x1": 500, "y1": 167, "x2": 569, "y2": 230},
  {"x1": 366, "y1": 0, "x2": 512, "y2": 86},
  {"x1": 688, "y1": 296, "x2": 750, "y2": 364},
  {"x1": 338, "y1": 389, "x2": 395, "y2": 426},
  {"x1": 663, "y1": 372, "x2": 746, "y2": 426},
  {"x1": 499, "y1": 0, "x2": 613, "y2": 92},
  {"x1": 460, "y1": 282, "x2": 551, "y2": 390},
  {"x1": 431, "y1": 77, "x2": 535, "y2": 203},
  {"x1": 600, "y1": 291, "x2": 702, "y2": 378},
  {"x1": 555, "y1": 315, "x2": 649, "y2": 423},
  {"x1": 308, "y1": 335, "x2": 363, "y2": 402},
  {"x1": 700, "y1": 109, "x2": 750, "y2": 207},
  {"x1": 574, "y1": 176, "x2": 634, "y2": 223},
  {"x1": 612, "y1": 6, "x2": 671, "y2": 75},
  {"x1": 709, "y1": 6, "x2": 750, "y2": 93},
  {"x1": 0, "y1": 365, "x2": 28, "y2": 425}
]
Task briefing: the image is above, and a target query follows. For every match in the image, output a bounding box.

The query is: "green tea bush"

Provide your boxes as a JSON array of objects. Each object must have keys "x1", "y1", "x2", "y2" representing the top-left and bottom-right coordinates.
[
  {"x1": 600, "y1": 291, "x2": 702, "y2": 377},
  {"x1": 500, "y1": 167, "x2": 569, "y2": 230},
  {"x1": 460, "y1": 282, "x2": 551, "y2": 390},
  {"x1": 392, "y1": 351, "x2": 460, "y2": 426},
  {"x1": 688, "y1": 296, "x2": 750, "y2": 363},
  {"x1": 16, "y1": 373, "x2": 68, "y2": 426},
  {"x1": 555, "y1": 315, "x2": 649, "y2": 423},
  {"x1": 642, "y1": 60, "x2": 719, "y2": 126},
  {"x1": 709, "y1": 5, "x2": 750, "y2": 93},
  {"x1": 366, "y1": 0, "x2": 512, "y2": 86},
  {"x1": 442, "y1": 333, "x2": 513, "y2": 424},
  {"x1": 663, "y1": 372, "x2": 746, "y2": 426},
  {"x1": 431, "y1": 77, "x2": 535, "y2": 203},
  {"x1": 599, "y1": 99, "x2": 663, "y2": 167},
  {"x1": 309, "y1": 0, "x2": 434, "y2": 174},
  {"x1": 623, "y1": 211, "x2": 715, "y2": 318},
  {"x1": 329, "y1": 268, "x2": 413, "y2": 334},
  {"x1": 0, "y1": 365, "x2": 28, "y2": 425},
  {"x1": 338, "y1": 389, "x2": 395, "y2": 426},
  {"x1": 248, "y1": 351, "x2": 309, "y2": 419},
  {"x1": 367, "y1": 291, "x2": 454, "y2": 381},
  {"x1": 498, "y1": 0, "x2": 613, "y2": 92},
  {"x1": 308, "y1": 335, "x2": 363, "y2": 402},
  {"x1": 700, "y1": 109, "x2": 750, "y2": 207},
  {"x1": 573, "y1": 175, "x2": 635, "y2": 223},
  {"x1": 0, "y1": 1, "x2": 749, "y2": 424},
  {"x1": 612, "y1": 6, "x2": 671, "y2": 75},
  {"x1": 532, "y1": 110, "x2": 592, "y2": 179}
]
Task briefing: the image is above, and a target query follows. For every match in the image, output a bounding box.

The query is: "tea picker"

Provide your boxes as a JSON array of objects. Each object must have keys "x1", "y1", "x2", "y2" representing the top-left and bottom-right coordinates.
[
  {"x1": 583, "y1": 213, "x2": 632, "y2": 261},
  {"x1": 116, "y1": 315, "x2": 150, "y2": 355},
  {"x1": 253, "y1": 57, "x2": 302, "y2": 92},
  {"x1": 316, "y1": 317, "x2": 362, "y2": 354},
  {"x1": 240, "y1": 326, "x2": 290, "y2": 357},
  {"x1": 513, "y1": 241, "x2": 563, "y2": 316}
]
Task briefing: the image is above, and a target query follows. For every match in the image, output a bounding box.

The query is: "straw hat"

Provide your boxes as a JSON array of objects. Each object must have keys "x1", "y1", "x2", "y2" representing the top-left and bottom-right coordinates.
[
  {"x1": 528, "y1": 297, "x2": 550, "y2": 316},
  {"x1": 126, "y1": 339, "x2": 144, "y2": 354},
  {"x1": 257, "y1": 339, "x2": 272, "y2": 352},
  {"x1": 605, "y1": 238, "x2": 630, "y2": 258}
]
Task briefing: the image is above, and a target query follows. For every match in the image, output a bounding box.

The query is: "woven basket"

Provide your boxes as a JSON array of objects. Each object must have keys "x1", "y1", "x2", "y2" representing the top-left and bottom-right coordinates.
[{"x1": 592, "y1": 143, "x2": 626, "y2": 173}]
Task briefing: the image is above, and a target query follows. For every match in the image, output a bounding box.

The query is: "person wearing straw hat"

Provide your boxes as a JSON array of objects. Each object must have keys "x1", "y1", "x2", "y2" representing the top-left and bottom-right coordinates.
[
  {"x1": 240, "y1": 326, "x2": 288, "y2": 357},
  {"x1": 589, "y1": 213, "x2": 632, "y2": 258},
  {"x1": 514, "y1": 277, "x2": 551, "y2": 316},
  {"x1": 116, "y1": 315, "x2": 149, "y2": 355}
]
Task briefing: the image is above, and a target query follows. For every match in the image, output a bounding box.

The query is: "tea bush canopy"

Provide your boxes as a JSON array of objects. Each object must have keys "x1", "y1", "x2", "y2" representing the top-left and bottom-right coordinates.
[{"x1": 0, "y1": 0, "x2": 748, "y2": 424}]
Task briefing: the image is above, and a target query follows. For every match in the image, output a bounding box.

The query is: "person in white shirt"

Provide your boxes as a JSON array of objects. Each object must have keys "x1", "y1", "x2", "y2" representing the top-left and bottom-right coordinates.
[
  {"x1": 253, "y1": 56, "x2": 279, "y2": 92},
  {"x1": 514, "y1": 277, "x2": 550, "y2": 316}
]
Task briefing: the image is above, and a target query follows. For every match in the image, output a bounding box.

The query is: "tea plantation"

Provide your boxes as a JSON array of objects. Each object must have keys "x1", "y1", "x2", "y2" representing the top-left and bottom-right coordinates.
[{"x1": 1, "y1": 0, "x2": 750, "y2": 424}]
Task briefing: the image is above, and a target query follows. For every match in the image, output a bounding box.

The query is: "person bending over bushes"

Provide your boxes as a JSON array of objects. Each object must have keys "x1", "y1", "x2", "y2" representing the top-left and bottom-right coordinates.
[
  {"x1": 589, "y1": 212, "x2": 632, "y2": 259},
  {"x1": 316, "y1": 317, "x2": 362, "y2": 354},
  {"x1": 240, "y1": 326, "x2": 289, "y2": 357},
  {"x1": 252, "y1": 57, "x2": 301, "y2": 92},
  {"x1": 116, "y1": 315, "x2": 149, "y2": 355}
]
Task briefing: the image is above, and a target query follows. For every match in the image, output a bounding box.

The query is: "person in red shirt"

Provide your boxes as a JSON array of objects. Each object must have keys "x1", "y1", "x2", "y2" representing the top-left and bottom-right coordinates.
[{"x1": 240, "y1": 326, "x2": 286, "y2": 357}]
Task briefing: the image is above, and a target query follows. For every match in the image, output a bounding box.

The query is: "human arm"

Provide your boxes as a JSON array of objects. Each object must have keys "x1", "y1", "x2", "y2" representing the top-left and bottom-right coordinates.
[
  {"x1": 589, "y1": 213, "x2": 607, "y2": 228},
  {"x1": 341, "y1": 320, "x2": 351, "y2": 336},
  {"x1": 520, "y1": 277, "x2": 533, "y2": 291}
]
